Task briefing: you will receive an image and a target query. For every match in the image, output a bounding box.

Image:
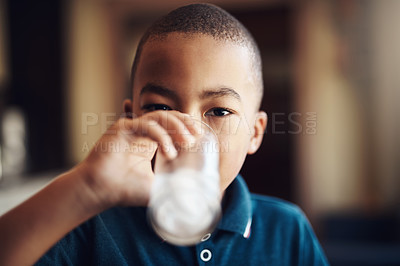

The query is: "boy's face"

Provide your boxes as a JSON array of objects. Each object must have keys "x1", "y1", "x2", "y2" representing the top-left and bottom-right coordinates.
[{"x1": 129, "y1": 33, "x2": 267, "y2": 192}]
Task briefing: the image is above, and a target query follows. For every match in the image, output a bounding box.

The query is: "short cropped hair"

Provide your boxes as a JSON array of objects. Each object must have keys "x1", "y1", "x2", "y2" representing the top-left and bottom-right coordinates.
[{"x1": 130, "y1": 3, "x2": 263, "y2": 104}]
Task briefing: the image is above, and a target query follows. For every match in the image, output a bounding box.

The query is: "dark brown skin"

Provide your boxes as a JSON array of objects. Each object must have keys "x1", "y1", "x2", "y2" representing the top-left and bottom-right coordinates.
[{"x1": 0, "y1": 33, "x2": 267, "y2": 266}]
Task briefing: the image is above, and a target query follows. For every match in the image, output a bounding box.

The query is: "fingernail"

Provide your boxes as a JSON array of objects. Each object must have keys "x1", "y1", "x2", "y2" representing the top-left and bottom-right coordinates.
[
  {"x1": 186, "y1": 134, "x2": 196, "y2": 144},
  {"x1": 168, "y1": 146, "x2": 178, "y2": 159},
  {"x1": 192, "y1": 123, "x2": 202, "y2": 135}
]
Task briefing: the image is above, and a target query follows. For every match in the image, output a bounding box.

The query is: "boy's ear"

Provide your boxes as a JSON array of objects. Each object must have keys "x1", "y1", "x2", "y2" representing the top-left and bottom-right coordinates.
[
  {"x1": 123, "y1": 99, "x2": 133, "y2": 118},
  {"x1": 247, "y1": 111, "x2": 267, "y2": 155}
]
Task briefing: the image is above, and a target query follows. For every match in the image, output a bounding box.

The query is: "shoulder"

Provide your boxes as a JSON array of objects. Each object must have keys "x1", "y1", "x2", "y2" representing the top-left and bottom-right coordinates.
[
  {"x1": 36, "y1": 207, "x2": 149, "y2": 265},
  {"x1": 250, "y1": 193, "x2": 305, "y2": 220},
  {"x1": 248, "y1": 194, "x2": 330, "y2": 265},
  {"x1": 249, "y1": 193, "x2": 314, "y2": 238}
]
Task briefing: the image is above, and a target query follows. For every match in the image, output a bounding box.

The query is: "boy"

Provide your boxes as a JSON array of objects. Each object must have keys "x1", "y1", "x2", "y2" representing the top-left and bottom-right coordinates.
[{"x1": 0, "y1": 3, "x2": 329, "y2": 265}]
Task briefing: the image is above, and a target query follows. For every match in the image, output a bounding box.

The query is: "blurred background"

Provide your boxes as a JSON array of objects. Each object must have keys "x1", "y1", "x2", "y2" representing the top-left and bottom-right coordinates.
[{"x1": 0, "y1": 0, "x2": 399, "y2": 264}]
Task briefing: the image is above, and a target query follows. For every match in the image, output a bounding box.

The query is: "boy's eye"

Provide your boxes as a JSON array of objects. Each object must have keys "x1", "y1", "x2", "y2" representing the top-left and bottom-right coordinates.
[
  {"x1": 141, "y1": 104, "x2": 172, "y2": 112},
  {"x1": 205, "y1": 108, "x2": 233, "y2": 117}
]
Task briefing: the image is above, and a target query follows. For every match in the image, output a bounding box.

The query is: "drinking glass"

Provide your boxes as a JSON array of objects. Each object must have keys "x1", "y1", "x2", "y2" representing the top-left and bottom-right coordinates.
[{"x1": 148, "y1": 119, "x2": 221, "y2": 246}]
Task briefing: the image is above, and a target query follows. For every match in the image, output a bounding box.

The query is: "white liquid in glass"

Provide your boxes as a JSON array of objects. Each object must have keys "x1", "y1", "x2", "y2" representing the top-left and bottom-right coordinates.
[{"x1": 149, "y1": 168, "x2": 220, "y2": 245}]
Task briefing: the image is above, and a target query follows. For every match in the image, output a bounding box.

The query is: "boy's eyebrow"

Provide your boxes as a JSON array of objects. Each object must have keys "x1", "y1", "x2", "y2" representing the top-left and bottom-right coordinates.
[
  {"x1": 140, "y1": 83, "x2": 241, "y2": 102},
  {"x1": 140, "y1": 83, "x2": 179, "y2": 101},
  {"x1": 200, "y1": 87, "x2": 241, "y2": 102}
]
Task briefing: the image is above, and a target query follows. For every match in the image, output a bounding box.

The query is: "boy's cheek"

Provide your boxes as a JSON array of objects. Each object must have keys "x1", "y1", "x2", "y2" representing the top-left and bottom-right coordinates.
[
  {"x1": 219, "y1": 154, "x2": 247, "y2": 191},
  {"x1": 209, "y1": 116, "x2": 248, "y2": 137},
  {"x1": 218, "y1": 138, "x2": 249, "y2": 191}
]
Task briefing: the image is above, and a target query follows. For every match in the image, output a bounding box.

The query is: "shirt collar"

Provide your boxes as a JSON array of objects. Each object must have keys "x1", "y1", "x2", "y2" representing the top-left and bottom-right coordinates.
[{"x1": 216, "y1": 174, "x2": 252, "y2": 238}]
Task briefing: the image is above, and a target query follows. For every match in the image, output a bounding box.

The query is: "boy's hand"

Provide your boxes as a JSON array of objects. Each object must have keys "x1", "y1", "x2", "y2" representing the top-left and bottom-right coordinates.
[
  {"x1": 0, "y1": 110, "x2": 201, "y2": 266},
  {"x1": 78, "y1": 111, "x2": 200, "y2": 209}
]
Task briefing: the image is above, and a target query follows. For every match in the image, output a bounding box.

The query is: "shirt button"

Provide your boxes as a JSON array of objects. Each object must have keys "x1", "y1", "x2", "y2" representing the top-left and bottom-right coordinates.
[
  {"x1": 201, "y1": 233, "x2": 211, "y2": 242},
  {"x1": 200, "y1": 249, "x2": 212, "y2": 262}
]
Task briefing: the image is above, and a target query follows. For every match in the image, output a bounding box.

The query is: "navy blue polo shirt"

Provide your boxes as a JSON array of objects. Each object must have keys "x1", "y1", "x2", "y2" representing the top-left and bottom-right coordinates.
[{"x1": 35, "y1": 175, "x2": 329, "y2": 265}]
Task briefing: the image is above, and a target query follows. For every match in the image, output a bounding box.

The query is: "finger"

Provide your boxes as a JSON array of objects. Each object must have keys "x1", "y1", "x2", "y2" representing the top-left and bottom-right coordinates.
[
  {"x1": 147, "y1": 111, "x2": 197, "y2": 144},
  {"x1": 119, "y1": 118, "x2": 178, "y2": 160},
  {"x1": 138, "y1": 119, "x2": 178, "y2": 160},
  {"x1": 151, "y1": 111, "x2": 203, "y2": 137},
  {"x1": 175, "y1": 112, "x2": 203, "y2": 137}
]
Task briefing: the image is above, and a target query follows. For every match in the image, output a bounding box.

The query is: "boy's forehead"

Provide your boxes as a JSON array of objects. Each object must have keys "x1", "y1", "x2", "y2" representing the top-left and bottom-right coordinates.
[
  {"x1": 142, "y1": 33, "x2": 246, "y2": 64},
  {"x1": 133, "y1": 33, "x2": 255, "y2": 94}
]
